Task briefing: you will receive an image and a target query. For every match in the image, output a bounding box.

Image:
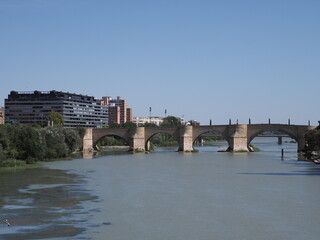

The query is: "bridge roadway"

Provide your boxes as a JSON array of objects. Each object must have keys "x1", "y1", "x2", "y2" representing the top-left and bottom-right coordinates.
[{"x1": 83, "y1": 124, "x2": 316, "y2": 152}]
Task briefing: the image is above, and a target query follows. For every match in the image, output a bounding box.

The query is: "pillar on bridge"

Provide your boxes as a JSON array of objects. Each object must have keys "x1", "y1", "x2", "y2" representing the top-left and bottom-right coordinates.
[
  {"x1": 228, "y1": 124, "x2": 249, "y2": 152},
  {"x1": 83, "y1": 128, "x2": 93, "y2": 152},
  {"x1": 278, "y1": 136, "x2": 282, "y2": 145},
  {"x1": 178, "y1": 126, "x2": 194, "y2": 152},
  {"x1": 130, "y1": 127, "x2": 146, "y2": 152}
]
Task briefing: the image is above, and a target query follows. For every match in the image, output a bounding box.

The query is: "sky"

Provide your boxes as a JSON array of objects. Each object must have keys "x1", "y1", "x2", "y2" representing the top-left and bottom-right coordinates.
[{"x1": 0, "y1": 0, "x2": 319, "y2": 125}]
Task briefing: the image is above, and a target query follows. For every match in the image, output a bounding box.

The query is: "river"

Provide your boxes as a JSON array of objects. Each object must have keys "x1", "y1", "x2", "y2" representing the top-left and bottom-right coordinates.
[{"x1": 1, "y1": 138, "x2": 320, "y2": 240}]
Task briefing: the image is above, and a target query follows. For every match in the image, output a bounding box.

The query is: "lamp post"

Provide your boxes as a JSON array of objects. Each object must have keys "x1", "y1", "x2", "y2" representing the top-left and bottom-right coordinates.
[{"x1": 149, "y1": 107, "x2": 152, "y2": 123}]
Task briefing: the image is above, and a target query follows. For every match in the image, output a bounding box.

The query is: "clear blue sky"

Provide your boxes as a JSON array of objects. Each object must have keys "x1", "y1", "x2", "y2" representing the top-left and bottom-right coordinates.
[{"x1": 1, "y1": 0, "x2": 319, "y2": 125}]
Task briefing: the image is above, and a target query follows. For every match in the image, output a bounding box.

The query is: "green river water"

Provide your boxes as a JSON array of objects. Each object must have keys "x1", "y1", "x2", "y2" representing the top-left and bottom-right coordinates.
[{"x1": 1, "y1": 138, "x2": 319, "y2": 240}]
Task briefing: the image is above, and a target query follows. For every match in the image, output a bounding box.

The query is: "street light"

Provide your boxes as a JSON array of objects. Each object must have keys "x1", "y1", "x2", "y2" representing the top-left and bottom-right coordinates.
[{"x1": 149, "y1": 107, "x2": 152, "y2": 123}]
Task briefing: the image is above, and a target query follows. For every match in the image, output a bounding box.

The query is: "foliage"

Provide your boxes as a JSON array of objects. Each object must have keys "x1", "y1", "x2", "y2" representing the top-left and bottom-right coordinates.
[
  {"x1": 0, "y1": 159, "x2": 26, "y2": 167},
  {"x1": 304, "y1": 128, "x2": 320, "y2": 158},
  {"x1": 202, "y1": 136, "x2": 226, "y2": 142},
  {"x1": 142, "y1": 122, "x2": 157, "y2": 127},
  {"x1": 249, "y1": 144, "x2": 261, "y2": 152},
  {"x1": 48, "y1": 111, "x2": 64, "y2": 126},
  {"x1": 0, "y1": 124, "x2": 44, "y2": 161},
  {"x1": 160, "y1": 116, "x2": 183, "y2": 127},
  {"x1": 40, "y1": 127, "x2": 68, "y2": 159},
  {"x1": 63, "y1": 128, "x2": 82, "y2": 152},
  {"x1": 108, "y1": 122, "x2": 136, "y2": 128},
  {"x1": 149, "y1": 133, "x2": 178, "y2": 147},
  {"x1": 134, "y1": 148, "x2": 144, "y2": 153},
  {"x1": 98, "y1": 136, "x2": 128, "y2": 147},
  {"x1": 0, "y1": 124, "x2": 82, "y2": 167}
]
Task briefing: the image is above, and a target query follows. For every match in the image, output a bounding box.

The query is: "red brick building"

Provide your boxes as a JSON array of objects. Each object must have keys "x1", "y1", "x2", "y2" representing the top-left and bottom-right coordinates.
[{"x1": 101, "y1": 96, "x2": 132, "y2": 125}]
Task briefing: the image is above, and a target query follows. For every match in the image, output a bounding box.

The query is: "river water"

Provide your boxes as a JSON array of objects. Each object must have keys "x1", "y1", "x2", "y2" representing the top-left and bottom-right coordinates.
[{"x1": 1, "y1": 138, "x2": 320, "y2": 240}]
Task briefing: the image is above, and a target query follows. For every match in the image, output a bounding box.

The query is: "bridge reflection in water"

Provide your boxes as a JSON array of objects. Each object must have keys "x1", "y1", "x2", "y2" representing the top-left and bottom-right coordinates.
[{"x1": 83, "y1": 124, "x2": 315, "y2": 153}]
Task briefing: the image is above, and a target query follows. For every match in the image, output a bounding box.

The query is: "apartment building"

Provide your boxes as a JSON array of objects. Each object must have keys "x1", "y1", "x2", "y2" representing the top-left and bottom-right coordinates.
[
  {"x1": 5, "y1": 90, "x2": 108, "y2": 128},
  {"x1": 101, "y1": 96, "x2": 132, "y2": 124}
]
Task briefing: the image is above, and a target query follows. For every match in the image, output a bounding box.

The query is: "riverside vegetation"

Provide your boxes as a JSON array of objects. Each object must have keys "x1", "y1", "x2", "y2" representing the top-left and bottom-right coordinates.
[
  {"x1": 304, "y1": 124, "x2": 320, "y2": 162},
  {"x1": 0, "y1": 124, "x2": 82, "y2": 167}
]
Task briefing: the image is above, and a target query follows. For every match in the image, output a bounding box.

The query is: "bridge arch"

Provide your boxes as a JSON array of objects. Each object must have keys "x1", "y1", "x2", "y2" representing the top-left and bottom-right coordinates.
[
  {"x1": 248, "y1": 126, "x2": 298, "y2": 144},
  {"x1": 94, "y1": 134, "x2": 130, "y2": 151},
  {"x1": 192, "y1": 126, "x2": 230, "y2": 151},
  {"x1": 144, "y1": 127, "x2": 180, "y2": 151},
  {"x1": 192, "y1": 130, "x2": 229, "y2": 151},
  {"x1": 92, "y1": 128, "x2": 131, "y2": 150},
  {"x1": 247, "y1": 124, "x2": 301, "y2": 152}
]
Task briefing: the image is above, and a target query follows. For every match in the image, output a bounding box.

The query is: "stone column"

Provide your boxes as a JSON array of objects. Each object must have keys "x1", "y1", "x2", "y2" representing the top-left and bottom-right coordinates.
[
  {"x1": 130, "y1": 127, "x2": 145, "y2": 152},
  {"x1": 83, "y1": 128, "x2": 93, "y2": 152},
  {"x1": 178, "y1": 126, "x2": 194, "y2": 152},
  {"x1": 228, "y1": 124, "x2": 249, "y2": 152}
]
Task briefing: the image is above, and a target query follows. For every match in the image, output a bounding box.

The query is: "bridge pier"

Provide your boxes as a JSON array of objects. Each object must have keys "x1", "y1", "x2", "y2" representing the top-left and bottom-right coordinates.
[
  {"x1": 278, "y1": 136, "x2": 282, "y2": 145},
  {"x1": 228, "y1": 124, "x2": 249, "y2": 152},
  {"x1": 178, "y1": 126, "x2": 194, "y2": 152},
  {"x1": 130, "y1": 127, "x2": 146, "y2": 152},
  {"x1": 83, "y1": 128, "x2": 93, "y2": 152}
]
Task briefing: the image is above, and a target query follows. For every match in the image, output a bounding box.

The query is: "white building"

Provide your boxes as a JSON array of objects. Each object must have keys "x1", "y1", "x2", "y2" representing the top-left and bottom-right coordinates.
[{"x1": 132, "y1": 116, "x2": 164, "y2": 126}]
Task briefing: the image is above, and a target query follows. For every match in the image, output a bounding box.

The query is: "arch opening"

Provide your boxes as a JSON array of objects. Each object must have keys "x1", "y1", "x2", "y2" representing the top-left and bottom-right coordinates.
[
  {"x1": 193, "y1": 131, "x2": 228, "y2": 152},
  {"x1": 146, "y1": 132, "x2": 179, "y2": 152},
  {"x1": 95, "y1": 135, "x2": 130, "y2": 152},
  {"x1": 249, "y1": 130, "x2": 297, "y2": 152}
]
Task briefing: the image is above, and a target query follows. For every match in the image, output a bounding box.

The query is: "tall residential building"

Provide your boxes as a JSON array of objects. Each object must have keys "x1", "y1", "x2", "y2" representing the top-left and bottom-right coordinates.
[
  {"x1": 101, "y1": 96, "x2": 132, "y2": 124},
  {"x1": 0, "y1": 106, "x2": 4, "y2": 124},
  {"x1": 5, "y1": 90, "x2": 108, "y2": 128}
]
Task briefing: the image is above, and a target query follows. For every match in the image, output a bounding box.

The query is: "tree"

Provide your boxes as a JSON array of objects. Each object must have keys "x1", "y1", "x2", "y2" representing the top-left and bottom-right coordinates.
[
  {"x1": 63, "y1": 128, "x2": 82, "y2": 152},
  {"x1": 48, "y1": 111, "x2": 64, "y2": 126},
  {"x1": 304, "y1": 127, "x2": 320, "y2": 159},
  {"x1": 108, "y1": 122, "x2": 136, "y2": 128},
  {"x1": 40, "y1": 126, "x2": 68, "y2": 159},
  {"x1": 161, "y1": 116, "x2": 183, "y2": 127}
]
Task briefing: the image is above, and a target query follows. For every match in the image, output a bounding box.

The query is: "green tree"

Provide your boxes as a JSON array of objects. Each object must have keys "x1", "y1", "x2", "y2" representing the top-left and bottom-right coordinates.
[
  {"x1": 142, "y1": 122, "x2": 157, "y2": 127},
  {"x1": 40, "y1": 126, "x2": 68, "y2": 159},
  {"x1": 63, "y1": 128, "x2": 82, "y2": 152},
  {"x1": 304, "y1": 126, "x2": 320, "y2": 158},
  {"x1": 161, "y1": 116, "x2": 183, "y2": 127},
  {"x1": 48, "y1": 111, "x2": 64, "y2": 126},
  {"x1": 0, "y1": 124, "x2": 44, "y2": 162},
  {"x1": 109, "y1": 122, "x2": 136, "y2": 128}
]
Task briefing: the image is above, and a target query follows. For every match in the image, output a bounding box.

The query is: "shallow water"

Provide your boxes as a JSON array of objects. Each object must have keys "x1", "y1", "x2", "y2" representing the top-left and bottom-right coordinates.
[{"x1": 1, "y1": 138, "x2": 320, "y2": 240}]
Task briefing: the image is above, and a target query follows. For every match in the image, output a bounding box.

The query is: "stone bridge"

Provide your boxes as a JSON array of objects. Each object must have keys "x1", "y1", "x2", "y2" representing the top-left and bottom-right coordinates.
[{"x1": 83, "y1": 124, "x2": 316, "y2": 152}]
